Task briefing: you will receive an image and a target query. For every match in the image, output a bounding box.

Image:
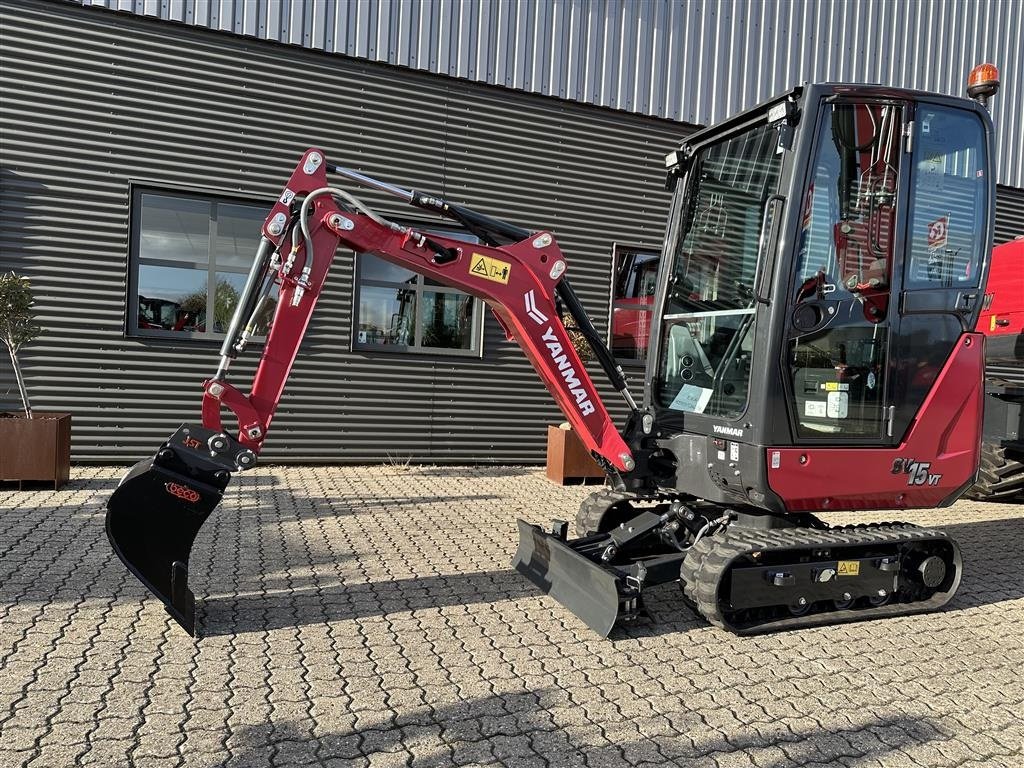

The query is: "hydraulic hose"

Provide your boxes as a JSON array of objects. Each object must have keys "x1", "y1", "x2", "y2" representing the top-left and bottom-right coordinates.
[{"x1": 555, "y1": 280, "x2": 638, "y2": 411}]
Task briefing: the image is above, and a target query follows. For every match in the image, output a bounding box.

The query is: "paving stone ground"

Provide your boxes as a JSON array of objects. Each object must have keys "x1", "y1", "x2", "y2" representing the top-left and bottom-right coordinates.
[{"x1": 1, "y1": 465, "x2": 1022, "y2": 768}]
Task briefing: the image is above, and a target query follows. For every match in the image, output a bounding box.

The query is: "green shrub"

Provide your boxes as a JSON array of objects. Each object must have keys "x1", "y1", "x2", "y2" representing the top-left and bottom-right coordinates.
[{"x1": 0, "y1": 272, "x2": 42, "y2": 418}]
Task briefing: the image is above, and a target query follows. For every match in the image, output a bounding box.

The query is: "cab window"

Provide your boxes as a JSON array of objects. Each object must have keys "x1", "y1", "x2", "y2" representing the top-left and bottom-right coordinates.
[{"x1": 905, "y1": 107, "x2": 988, "y2": 290}]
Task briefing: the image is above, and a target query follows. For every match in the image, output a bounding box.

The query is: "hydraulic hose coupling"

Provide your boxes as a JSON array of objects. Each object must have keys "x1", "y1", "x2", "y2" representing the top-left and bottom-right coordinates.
[
  {"x1": 282, "y1": 246, "x2": 299, "y2": 276},
  {"x1": 235, "y1": 329, "x2": 253, "y2": 355},
  {"x1": 292, "y1": 265, "x2": 313, "y2": 306}
]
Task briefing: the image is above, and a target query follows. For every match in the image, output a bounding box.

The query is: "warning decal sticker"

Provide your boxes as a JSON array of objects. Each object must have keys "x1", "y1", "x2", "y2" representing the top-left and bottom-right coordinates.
[
  {"x1": 469, "y1": 253, "x2": 511, "y2": 284},
  {"x1": 804, "y1": 400, "x2": 827, "y2": 418},
  {"x1": 837, "y1": 560, "x2": 860, "y2": 577}
]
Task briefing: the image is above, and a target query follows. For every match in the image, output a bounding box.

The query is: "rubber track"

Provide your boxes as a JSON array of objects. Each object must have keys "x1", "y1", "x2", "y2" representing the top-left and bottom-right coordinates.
[
  {"x1": 682, "y1": 522, "x2": 961, "y2": 634},
  {"x1": 575, "y1": 490, "x2": 635, "y2": 537},
  {"x1": 967, "y1": 442, "x2": 1024, "y2": 500},
  {"x1": 574, "y1": 490, "x2": 679, "y2": 537}
]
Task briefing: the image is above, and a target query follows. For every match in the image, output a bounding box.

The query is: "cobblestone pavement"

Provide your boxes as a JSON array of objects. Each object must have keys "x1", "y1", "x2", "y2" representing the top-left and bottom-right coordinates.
[{"x1": 1, "y1": 466, "x2": 1022, "y2": 768}]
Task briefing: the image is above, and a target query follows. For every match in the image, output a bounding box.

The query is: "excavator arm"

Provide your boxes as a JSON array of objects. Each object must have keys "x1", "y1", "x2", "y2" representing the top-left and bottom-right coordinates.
[
  {"x1": 210, "y1": 148, "x2": 634, "y2": 467},
  {"x1": 106, "y1": 149, "x2": 637, "y2": 634}
]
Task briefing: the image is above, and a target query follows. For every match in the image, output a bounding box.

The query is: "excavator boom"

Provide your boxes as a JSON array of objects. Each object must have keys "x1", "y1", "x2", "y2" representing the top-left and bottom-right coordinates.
[{"x1": 106, "y1": 150, "x2": 635, "y2": 634}]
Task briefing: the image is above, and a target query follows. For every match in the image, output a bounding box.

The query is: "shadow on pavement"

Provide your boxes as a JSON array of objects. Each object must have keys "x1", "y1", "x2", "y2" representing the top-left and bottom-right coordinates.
[
  {"x1": 199, "y1": 567, "x2": 535, "y2": 635},
  {"x1": 269, "y1": 493, "x2": 504, "y2": 520},
  {"x1": 414, "y1": 466, "x2": 543, "y2": 478},
  {"x1": 937, "y1": 515, "x2": 1024, "y2": 610},
  {"x1": 214, "y1": 693, "x2": 948, "y2": 767},
  {"x1": 198, "y1": 514, "x2": 1024, "y2": 637}
]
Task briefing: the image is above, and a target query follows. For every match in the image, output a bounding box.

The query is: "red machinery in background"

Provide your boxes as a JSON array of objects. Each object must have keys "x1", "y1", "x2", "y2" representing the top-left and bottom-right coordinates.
[{"x1": 971, "y1": 237, "x2": 1024, "y2": 498}]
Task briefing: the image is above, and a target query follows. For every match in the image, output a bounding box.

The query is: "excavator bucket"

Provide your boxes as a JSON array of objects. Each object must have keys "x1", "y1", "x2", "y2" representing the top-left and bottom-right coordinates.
[
  {"x1": 105, "y1": 425, "x2": 239, "y2": 635},
  {"x1": 512, "y1": 519, "x2": 643, "y2": 637}
]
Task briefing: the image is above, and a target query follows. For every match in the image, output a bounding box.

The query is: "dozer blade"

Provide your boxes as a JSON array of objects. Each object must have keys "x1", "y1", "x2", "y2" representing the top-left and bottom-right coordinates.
[
  {"x1": 106, "y1": 425, "x2": 243, "y2": 635},
  {"x1": 512, "y1": 519, "x2": 641, "y2": 637}
]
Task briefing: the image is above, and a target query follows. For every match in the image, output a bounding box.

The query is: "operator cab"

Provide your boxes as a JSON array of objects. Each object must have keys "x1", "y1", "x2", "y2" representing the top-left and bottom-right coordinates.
[{"x1": 644, "y1": 83, "x2": 996, "y2": 513}]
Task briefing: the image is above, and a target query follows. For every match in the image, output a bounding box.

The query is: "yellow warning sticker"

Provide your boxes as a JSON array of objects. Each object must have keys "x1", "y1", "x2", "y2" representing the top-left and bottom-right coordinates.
[
  {"x1": 837, "y1": 560, "x2": 860, "y2": 577},
  {"x1": 469, "y1": 253, "x2": 511, "y2": 284}
]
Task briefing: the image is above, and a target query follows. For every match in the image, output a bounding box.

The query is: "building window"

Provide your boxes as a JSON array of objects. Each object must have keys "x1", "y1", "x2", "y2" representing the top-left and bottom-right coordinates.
[
  {"x1": 128, "y1": 189, "x2": 274, "y2": 340},
  {"x1": 354, "y1": 229, "x2": 483, "y2": 355},
  {"x1": 610, "y1": 245, "x2": 659, "y2": 365}
]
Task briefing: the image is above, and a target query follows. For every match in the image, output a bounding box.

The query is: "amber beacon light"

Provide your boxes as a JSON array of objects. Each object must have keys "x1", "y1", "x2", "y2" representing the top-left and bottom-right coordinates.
[{"x1": 967, "y1": 63, "x2": 1000, "y2": 106}]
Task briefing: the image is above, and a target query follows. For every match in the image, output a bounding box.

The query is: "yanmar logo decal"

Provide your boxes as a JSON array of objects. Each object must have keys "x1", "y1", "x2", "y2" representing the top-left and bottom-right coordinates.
[
  {"x1": 524, "y1": 290, "x2": 594, "y2": 417},
  {"x1": 541, "y1": 327, "x2": 595, "y2": 416},
  {"x1": 165, "y1": 482, "x2": 201, "y2": 503},
  {"x1": 713, "y1": 425, "x2": 744, "y2": 437},
  {"x1": 524, "y1": 290, "x2": 548, "y2": 324}
]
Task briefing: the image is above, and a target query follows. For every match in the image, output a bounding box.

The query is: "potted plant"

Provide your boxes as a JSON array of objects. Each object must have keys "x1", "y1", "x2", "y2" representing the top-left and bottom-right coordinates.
[{"x1": 1, "y1": 272, "x2": 71, "y2": 489}]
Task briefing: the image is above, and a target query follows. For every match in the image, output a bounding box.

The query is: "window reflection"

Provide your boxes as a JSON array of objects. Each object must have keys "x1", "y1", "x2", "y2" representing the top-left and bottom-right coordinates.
[
  {"x1": 132, "y1": 191, "x2": 269, "y2": 340},
  {"x1": 788, "y1": 102, "x2": 903, "y2": 438},
  {"x1": 354, "y1": 228, "x2": 481, "y2": 354},
  {"x1": 420, "y1": 291, "x2": 474, "y2": 349},
  {"x1": 137, "y1": 264, "x2": 207, "y2": 332},
  {"x1": 139, "y1": 195, "x2": 210, "y2": 266},
  {"x1": 656, "y1": 121, "x2": 783, "y2": 418},
  {"x1": 358, "y1": 285, "x2": 417, "y2": 346},
  {"x1": 906, "y1": 108, "x2": 987, "y2": 289},
  {"x1": 360, "y1": 257, "x2": 419, "y2": 284},
  {"x1": 611, "y1": 247, "x2": 659, "y2": 364},
  {"x1": 215, "y1": 204, "x2": 266, "y2": 271}
]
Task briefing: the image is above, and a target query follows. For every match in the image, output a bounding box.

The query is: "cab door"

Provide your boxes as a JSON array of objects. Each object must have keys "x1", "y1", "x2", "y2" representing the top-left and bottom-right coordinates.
[
  {"x1": 889, "y1": 103, "x2": 992, "y2": 440},
  {"x1": 784, "y1": 99, "x2": 909, "y2": 443}
]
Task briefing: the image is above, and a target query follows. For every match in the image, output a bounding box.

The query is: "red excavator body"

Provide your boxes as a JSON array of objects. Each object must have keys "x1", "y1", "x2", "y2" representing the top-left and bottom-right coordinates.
[{"x1": 107, "y1": 74, "x2": 1005, "y2": 637}]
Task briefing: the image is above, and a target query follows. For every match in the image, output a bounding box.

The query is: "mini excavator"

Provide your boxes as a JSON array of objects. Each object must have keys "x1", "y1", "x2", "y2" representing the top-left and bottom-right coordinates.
[{"x1": 108, "y1": 68, "x2": 1005, "y2": 637}]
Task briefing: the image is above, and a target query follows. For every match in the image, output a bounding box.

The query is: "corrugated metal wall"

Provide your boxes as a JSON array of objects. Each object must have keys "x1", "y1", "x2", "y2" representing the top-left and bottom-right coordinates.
[
  {"x1": 79, "y1": 0, "x2": 1024, "y2": 189},
  {"x1": 995, "y1": 186, "x2": 1024, "y2": 244},
  {"x1": 1, "y1": 0, "x2": 684, "y2": 462}
]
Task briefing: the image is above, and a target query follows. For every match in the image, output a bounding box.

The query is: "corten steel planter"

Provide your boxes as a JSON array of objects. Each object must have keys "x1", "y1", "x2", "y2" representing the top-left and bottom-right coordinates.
[
  {"x1": 545, "y1": 424, "x2": 605, "y2": 485},
  {"x1": 0, "y1": 412, "x2": 71, "y2": 490}
]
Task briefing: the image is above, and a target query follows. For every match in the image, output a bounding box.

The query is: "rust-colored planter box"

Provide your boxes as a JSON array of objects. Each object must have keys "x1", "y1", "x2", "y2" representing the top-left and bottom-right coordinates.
[
  {"x1": 545, "y1": 424, "x2": 605, "y2": 484},
  {"x1": 0, "y1": 412, "x2": 72, "y2": 490}
]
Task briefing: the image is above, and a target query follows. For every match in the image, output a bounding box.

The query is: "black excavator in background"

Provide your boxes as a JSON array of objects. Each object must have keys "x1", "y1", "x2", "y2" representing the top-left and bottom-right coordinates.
[{"x1": 107, "y1": 66, "x2": 1012, "y2": 638}]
